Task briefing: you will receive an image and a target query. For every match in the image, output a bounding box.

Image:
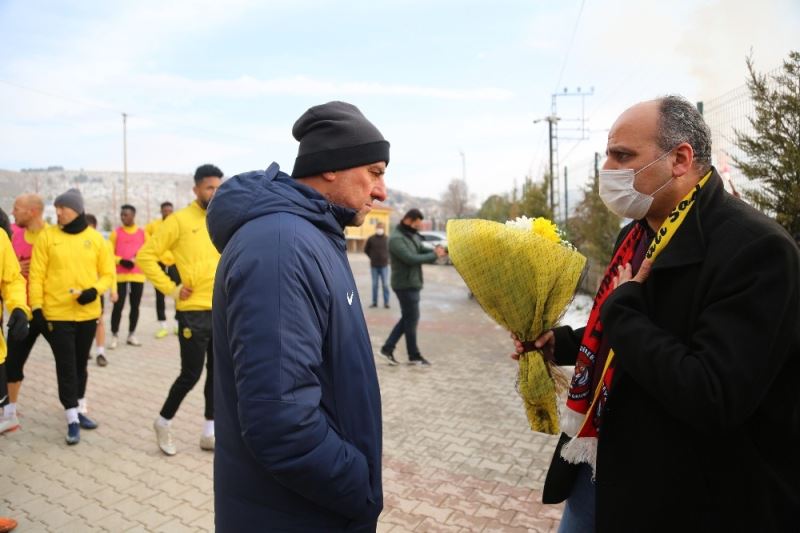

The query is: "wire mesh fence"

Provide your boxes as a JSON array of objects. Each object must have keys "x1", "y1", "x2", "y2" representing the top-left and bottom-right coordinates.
[{"x1": 701, "y1": 67, "x2": 783, "y2": 200}]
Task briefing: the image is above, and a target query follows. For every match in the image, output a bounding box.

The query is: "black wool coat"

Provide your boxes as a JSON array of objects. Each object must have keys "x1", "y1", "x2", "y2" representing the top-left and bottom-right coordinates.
[{"x1": 548, "y1": 170, "x2": 800, "y2": 532}]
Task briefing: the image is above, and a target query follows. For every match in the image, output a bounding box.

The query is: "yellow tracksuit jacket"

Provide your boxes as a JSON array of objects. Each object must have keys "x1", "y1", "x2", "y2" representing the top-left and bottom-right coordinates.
[
  {"x1": 145, "y1": 219, "x2": 176, "y2": 266},
  {"x1": 28, "y1": 225, "x2": 115, "y2": 322},
  {"x1": 137, "y1": 201, "x2": 219, "y2": 312},
  {"x1": 109, "y1": 224, "x2": 148, "y2": 283},
  {"x1": 1, "y1": 231, "x2": 29, "y2": 365}
]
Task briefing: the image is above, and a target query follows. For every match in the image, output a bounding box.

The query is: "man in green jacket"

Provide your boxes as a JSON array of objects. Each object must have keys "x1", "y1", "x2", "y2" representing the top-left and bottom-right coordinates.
[{"x1": 380, "y1": 209, "x2": 446, "y2": 366}]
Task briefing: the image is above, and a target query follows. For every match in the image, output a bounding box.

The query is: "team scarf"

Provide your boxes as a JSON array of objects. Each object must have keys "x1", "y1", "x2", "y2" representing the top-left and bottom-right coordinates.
[{"x1": 560, "y1": 171, "x2": 712, "y2": 472}]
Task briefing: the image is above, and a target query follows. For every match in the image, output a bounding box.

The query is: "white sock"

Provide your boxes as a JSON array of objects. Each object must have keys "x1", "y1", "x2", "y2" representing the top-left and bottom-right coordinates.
[
  {"x1": 97, "y1": 346, "x2": 105, "y2": 356},
  {"x1": 65, "y1": 408, "x2": 79, "y2": 424},
  {"x1": 156, "y1": 416, "x2": 171, "y2": 428},
  {"x1": 3, "y1": 403, "x2": 16, "y2": 417},
  {"x1": 78, "y1": 398, "x2": 88, "y2": 414},
  {"x1": 203, "y1": 420, "x2": 214, "y2": 437},
  {"x1": 160, "y1": 321, "x2": 167, "y2": 329}
]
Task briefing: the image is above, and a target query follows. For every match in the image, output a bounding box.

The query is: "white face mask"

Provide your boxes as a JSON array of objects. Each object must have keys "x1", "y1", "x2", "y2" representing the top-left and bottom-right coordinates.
[
  {"x1": 375, "y1": 228, "x2": 384, "y2": 236},
  {"x1": 599, "y1": 150, "x2": 674, "y2": 220}
]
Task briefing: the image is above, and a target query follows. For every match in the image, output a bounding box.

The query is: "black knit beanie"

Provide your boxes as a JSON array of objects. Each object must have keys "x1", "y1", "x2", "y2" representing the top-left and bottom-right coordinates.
[{"x1": 291, "y1": 101, "x2": 390, "y2": 178}]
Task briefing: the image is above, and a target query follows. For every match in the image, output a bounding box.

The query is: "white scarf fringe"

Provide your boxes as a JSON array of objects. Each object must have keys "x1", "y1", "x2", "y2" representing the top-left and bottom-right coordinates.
[
  {"x1": 559, "y1": 406, "x2": 598, "y2": 478},
  {"x1": 559, "y1": 407, "x2": 585, "y2": 437}
]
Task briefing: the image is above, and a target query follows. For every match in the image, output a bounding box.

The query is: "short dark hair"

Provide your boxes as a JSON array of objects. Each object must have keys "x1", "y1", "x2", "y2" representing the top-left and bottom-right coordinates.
[
  {"x1": 160, "y1": 201, "x2": 173, "y2": 209},
  {"x1": 656, "y1": 95, "x2": 712, "y2": 174},
  {"x1": 403, "y1": 208, "x2": 424, "y2": 221},
  {"x1": 0, "y1": 207, "x2": 11, "y2": 239},
  {"x1": 85, "y1": 214, "x2": 98, "y2": 227},
  {"x1": 120, "y1": 204, "x2": 136, "y2": 214},
  {"x1": 194, "y1": 164, "x2": 223, "y2": 184}
]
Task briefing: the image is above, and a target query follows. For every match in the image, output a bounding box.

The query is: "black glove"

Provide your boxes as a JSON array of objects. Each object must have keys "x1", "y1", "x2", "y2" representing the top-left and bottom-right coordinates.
[
  {"x1": 7, "y1": 308, "x2": 29, "y2": 341},
  {"x1": 119, "y1": 259, "x2": 135, "y2": 269},
  {"x1": 32, "y1": 308, "x2": 46, "y2": 330},
  {"x1": 77, "y1": 287, "x2": 98, "y2": 305}
]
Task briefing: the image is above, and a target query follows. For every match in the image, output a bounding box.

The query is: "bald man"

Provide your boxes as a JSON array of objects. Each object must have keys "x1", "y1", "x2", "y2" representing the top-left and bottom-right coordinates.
[
  {"x1": 528, "y1": 96, "x2": 799, "y2": 531},
  {"x1": 4, "y1": 194, "x2": 47, "y2": 428}
]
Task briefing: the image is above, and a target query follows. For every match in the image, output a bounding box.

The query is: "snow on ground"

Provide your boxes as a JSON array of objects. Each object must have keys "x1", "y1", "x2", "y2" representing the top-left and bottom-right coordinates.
[{"x1": 560, "y1": 292, "x2": 594, "y2": 330}]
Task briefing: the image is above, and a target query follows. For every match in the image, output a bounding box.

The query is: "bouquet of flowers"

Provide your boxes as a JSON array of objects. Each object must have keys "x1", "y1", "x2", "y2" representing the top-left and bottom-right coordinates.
[{"x1": 447, "y1": 216, "x2": 586, "y2": 435}]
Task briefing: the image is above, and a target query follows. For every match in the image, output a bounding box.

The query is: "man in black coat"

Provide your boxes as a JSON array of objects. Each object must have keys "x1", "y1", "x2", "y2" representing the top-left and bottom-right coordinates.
[
  {"x1": 364, "y1": 222, "x2": 390, "y2": 308},
  {"x1": 523, "y1": 95, "x2": 800, "y2": 532}
]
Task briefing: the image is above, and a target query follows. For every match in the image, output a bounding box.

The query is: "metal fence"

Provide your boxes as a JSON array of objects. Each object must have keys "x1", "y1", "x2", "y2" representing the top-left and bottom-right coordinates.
[{"x1": 700, "y1": 67, "x2": 783, "y2": 200}]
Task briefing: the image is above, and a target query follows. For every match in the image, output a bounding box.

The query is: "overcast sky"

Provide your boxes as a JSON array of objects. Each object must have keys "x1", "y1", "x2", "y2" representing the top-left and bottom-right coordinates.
[{"x1": 1, "y1": 0, "x2": 798, "y2": 204}]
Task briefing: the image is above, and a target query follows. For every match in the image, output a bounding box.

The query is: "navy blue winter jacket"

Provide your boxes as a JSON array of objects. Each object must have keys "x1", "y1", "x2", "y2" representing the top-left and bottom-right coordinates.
[{"x1": 207, "y1": 163, "x2": 383, "y2": 532}]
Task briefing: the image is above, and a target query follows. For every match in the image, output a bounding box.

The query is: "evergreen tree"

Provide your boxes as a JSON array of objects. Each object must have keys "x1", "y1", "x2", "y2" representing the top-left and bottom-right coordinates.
[
  {"x1": 517, "y1": 175, "x2": 553, "y2": 220},
  {"x1": 567, "y1": 172, "x2": 622, "y2": 288},
  {"x1": 476, "y1": 194, "x2": 512, "y2": 222},
  {"x1": 733, "y1": 50, "x2": 800, "y2": 235}
]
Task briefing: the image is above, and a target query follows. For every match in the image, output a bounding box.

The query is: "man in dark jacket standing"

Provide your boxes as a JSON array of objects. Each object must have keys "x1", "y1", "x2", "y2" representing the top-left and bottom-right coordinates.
[
  {"x1": 208, "y1": 101, "x2": 388, "y2": 532},
  {"x1": 379, "y1": 209, "x2": 446, "y2": 366},
  {"x1": 522, "y1": 95, "x2": 799, "y2": 532},
  {"x1": 364, "y1": 222, "x2": 390, "y2": 308}
]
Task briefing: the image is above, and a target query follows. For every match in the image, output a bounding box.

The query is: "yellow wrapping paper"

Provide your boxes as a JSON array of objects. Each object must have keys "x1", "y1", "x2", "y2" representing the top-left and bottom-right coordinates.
[{"x1": 447, "y1": 218, "x2": 586, "y2": 435}]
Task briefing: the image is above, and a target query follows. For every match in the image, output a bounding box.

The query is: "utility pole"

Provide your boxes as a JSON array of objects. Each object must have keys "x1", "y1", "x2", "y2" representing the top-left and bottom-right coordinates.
[
  {"x1": 146, "y1": 183, "x2": 151, "y2": 221},
  {"x1": 533, "y1": 115, "x2": 560, "y2": 214},
  {"x1": 594, "y1": 152, "x2": 600, "y2": 189},
  {"x1": 536, "y1": 87, "x2": 594, "y2": 222},
  {"x1": 564, "y1": 165, "x2": 569, "y2": 222},
  {"x1": 122, "y1": 112, "x2": 129, "y2": 203},
  {"x1": 459, "y1": 150, "x2": 466, "y2": 184}
]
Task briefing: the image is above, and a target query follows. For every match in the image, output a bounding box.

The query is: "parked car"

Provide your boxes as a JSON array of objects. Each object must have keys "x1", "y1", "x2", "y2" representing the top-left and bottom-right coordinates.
[
  {"x1": 418, "y1": 231, "x2": 451, "y2": 264},
  {"x1": 419, "y1": 230, "x2": 447, "y2": 252}
]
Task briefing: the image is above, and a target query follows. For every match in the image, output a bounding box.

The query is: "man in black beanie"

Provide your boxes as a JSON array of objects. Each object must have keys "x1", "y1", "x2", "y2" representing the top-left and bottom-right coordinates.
[
  {"x1": 28, "y1": 188, "x2": 115, "y2": 444},
  {"x1": 207, "y1": 101, "x2": 388, "y2": 531}
]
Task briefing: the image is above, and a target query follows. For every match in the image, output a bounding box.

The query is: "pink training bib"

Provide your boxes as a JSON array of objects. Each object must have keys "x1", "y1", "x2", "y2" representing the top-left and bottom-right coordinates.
[
  {"x1": 11, "y1": 224, "x2": 33, "y2": 279},
  {"x1": 115, "y1": 226, "x2": 145, "y2": 275}
]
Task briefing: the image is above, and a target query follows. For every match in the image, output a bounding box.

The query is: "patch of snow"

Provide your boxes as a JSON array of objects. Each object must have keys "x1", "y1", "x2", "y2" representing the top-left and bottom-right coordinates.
[{"x1": 559, "y1": 292, "x2": 593, "y2": 330}]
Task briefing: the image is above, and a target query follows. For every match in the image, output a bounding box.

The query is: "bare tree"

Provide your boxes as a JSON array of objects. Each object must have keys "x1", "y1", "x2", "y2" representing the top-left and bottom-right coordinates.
[{"x1": 440, "y1": 178, "x2": 471, "y2": 219}]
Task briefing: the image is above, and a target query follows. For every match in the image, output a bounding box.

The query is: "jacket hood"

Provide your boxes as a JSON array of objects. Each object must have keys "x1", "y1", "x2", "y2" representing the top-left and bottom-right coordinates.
[{"x1": 206, "y1": 162, "x2": 358, "y2": 253}]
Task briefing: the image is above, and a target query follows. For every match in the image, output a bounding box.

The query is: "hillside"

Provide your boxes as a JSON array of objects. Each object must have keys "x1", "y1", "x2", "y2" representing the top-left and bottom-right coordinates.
[{"x1": 0, "y1": 167, "x2": 444, "y2": 229}]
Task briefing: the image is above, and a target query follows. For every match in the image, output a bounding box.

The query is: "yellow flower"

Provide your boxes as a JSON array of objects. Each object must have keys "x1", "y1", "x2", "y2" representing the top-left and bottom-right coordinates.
[{"x1": 532, "y1": 217, "x2": 561, "y2": 244}]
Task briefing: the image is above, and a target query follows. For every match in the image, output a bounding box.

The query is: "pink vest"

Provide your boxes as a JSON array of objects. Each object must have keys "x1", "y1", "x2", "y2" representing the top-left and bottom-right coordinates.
[
  {"x1": 11, "y1": 224, "x2": 33, "y2": 279},
  {"x1": 115, "y1": 226, "x2": 145, "y2": 275}
]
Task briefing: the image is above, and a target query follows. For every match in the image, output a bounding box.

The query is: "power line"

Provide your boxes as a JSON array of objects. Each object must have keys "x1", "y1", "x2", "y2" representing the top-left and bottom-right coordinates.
[
  {"x1": 0, "y1": 79, "x2": 123, "y2": 114},
  {"x1": 553, "y1": 0, "x2": 586, "y2": 93},
  {"x1": 0, "y1": 78, "x2": 263, "y2": 145}
]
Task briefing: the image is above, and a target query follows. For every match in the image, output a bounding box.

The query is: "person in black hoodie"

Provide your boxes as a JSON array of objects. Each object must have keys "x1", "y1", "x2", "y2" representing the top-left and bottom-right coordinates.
[
  {"x1": 363, "y1": 222, "x2": 390, "y2": 308},
  {"x1": 207, "y1": 101, "x2": 389, "y2": 532}
]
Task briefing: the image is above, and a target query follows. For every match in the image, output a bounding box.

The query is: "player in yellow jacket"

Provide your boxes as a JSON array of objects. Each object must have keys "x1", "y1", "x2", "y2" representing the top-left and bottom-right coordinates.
[
  {"x1": 28, "y1": 189, "x2": 115, "y2": 445},
  {"x1": 5, "y1": 193, "x2": 47, "y2": 430},
  {"x1": 137, "y1": 164, "x2": 222, "y2": 455},
  {"x1": 145, "y1": 201, "x2": 180, "y2": 339},
  {"x1": 108, "y1": 204, "x2": 148, "y2": 349},
  {"x1": 0, "y1": 216, "x2": 30, "y2": 435}
]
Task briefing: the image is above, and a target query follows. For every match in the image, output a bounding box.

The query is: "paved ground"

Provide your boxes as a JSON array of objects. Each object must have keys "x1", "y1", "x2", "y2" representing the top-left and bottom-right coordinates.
[{"x1": 1, "y1": 253, "x2": 579, "y2": 532}]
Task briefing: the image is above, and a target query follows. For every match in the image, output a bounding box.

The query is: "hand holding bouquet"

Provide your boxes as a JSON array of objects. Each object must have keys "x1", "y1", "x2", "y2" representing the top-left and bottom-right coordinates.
[{"x1": 447, "y1": 216, "x2": 586, "y2": 435}]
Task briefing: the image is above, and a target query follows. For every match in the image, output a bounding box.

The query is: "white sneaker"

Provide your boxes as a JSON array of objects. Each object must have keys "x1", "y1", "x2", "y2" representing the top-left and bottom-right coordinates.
[
  {"x1": 127, "y1": 334, "x2": 142, "y2": 346},
  {"x1": 0, "y1": 415, "x2": 20, "y2": 434},
  {"x1": 109, "y1": 336, "x2": 118, "y2": 349},
  {"x1": 153, "y1": 419, "x2": 176, "y2": 456},
  {"x1": 199, "y1": 434, "x2": 215, "y2": 451}
]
